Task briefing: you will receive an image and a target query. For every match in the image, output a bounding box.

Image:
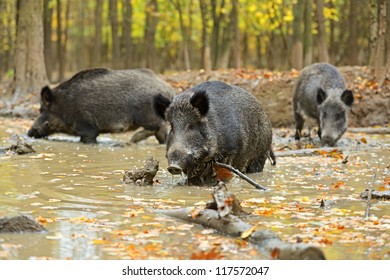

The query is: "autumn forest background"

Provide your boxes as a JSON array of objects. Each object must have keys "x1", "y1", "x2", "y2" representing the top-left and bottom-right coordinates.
[{"x1": 0, "y1": 0, "x2": 389, "y2": 110}]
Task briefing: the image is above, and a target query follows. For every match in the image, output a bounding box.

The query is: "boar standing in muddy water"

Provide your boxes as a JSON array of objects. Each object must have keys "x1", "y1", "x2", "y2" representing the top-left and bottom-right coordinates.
[
  {"x1": 293, "y1": 63, "x2": 354, "y2": 146},
  {"x1": 153, "y1": 81, "x2": 275, "y2": 185},
  {"x1": 28, "y1": 68, "x2": 175, "y2": 144}
]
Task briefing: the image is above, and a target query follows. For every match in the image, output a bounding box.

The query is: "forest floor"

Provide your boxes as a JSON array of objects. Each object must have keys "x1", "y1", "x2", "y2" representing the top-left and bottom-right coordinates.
[{"x1": 0, "y1": 66, "x2": 389, "y2": 128}]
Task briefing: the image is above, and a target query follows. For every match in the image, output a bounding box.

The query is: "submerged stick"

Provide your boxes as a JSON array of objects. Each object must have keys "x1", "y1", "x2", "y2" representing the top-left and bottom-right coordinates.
[
  {"x1": 365, "y1": 171, "x2": 377, "y2": 219},
  {"x1": 215, "y1": 162, "x2": 267, "y2": 190}
]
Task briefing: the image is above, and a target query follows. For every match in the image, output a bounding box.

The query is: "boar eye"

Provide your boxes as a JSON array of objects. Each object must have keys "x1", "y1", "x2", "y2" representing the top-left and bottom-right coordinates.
[{"x1": 187, "y1": 124, "x2": 194, "y2": 130}]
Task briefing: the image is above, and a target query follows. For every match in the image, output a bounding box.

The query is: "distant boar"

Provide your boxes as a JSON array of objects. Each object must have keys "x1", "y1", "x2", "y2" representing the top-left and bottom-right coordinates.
[
  {"x1": 293, "y1": 63, "x2": 354, "y2": 146},
  {"x1": 28, "y1": 68, "x2": 175, "y2": 144},
  {"x1": 153, "y1": 81, "x2": 275, "y2": 185}
]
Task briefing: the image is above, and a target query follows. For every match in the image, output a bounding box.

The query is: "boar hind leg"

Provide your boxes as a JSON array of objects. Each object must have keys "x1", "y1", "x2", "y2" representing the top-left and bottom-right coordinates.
[
  {"x1": 294, "y1": 110, "x2": 305, "y2": 140},
  {"x1": 130, "y1": 129, "x2": 155, "y2": 143},
  {"x1": 246, "y1": 154, "x2": 267, "y2": 173},
  {"x1": 154, "y1": 125, "x2": 168, "y2": 144}
]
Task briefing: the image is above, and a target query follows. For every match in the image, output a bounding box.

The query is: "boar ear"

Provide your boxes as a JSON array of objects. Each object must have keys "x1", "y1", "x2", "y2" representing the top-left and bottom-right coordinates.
[
  {"x1": 190, "y1": 90, "x2": 209, "y2": 116},
  {"x1": 316, "y1": 88, "x2": 327, "y2": 105},
  {"x1": 41, "y1": 86, "x2": 52, "y2": 107},
  {"x1": 341, "y1": 90, "x2": 354, "y2": 107},
  {"x1": 153, "y1": 94, "x2": 171, "y2": 120}
]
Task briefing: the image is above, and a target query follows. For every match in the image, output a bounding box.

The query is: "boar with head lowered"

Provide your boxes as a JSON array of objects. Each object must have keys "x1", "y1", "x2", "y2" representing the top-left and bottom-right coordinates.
[
  {"x1": 153, "y1": 81, "x2": 276, "y2": 185},
  {"x1": 28, "y1": 68, "x2": 175, "y2": 144},
  {"x1": 293, "y1": 63, "x2": 354, "y2": 146}
]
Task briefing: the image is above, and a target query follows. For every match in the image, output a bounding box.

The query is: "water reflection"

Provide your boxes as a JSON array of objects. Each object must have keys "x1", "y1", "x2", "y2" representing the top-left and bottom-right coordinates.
[{"x1": 0, "y1": 118, "x2": 389, "y2": 260}]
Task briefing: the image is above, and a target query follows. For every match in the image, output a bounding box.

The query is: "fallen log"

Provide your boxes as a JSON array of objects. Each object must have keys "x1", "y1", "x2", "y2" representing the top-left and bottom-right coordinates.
[
  {"x1": 275, "y1": 147, "x2": 339, "y2": 157},
  {"x1": 157, "y1": 207, "x2": 325, "y2": 260},
  {"x1": 348, "y1": 127, "x2": 390, "y2": 134},
  {"x1": 157, "y1": 182, "x2": 325, "y2": 260}
]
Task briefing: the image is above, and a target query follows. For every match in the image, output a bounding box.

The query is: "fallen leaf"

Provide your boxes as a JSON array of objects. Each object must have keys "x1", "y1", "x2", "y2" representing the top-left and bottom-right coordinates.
[
  {"x1": 190, "y1": 247, "x2": 224, "y2": 260},
  {"x1": 271, "y1": 247, "x2": 280, "y2": 259},
  {"x1": 240, "y1": 225, "x2": 257, "y2": 239}
]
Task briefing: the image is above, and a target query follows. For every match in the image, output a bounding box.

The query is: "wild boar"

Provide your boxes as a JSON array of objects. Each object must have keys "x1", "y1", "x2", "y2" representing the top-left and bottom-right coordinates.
[
  {"x1": 28, "y1": 68, "x2": 175, "y2": 144},
  {"x1": 293, "y1": 63, "x2": 354, "y2": 146},
  {"x1": 153, "y1": 81, "x2": 275, "y2": 185}
]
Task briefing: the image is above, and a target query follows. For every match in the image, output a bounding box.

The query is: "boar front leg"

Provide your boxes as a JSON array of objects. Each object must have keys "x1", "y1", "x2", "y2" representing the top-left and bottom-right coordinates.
[{"x1": 77, "y1": 122, "x2": 99, "y2": 144}]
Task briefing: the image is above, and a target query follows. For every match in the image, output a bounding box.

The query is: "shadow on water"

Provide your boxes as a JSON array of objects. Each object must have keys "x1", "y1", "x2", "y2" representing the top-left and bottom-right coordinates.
[{"x1": 0, "y1": 118, "x2": 389, "y2": 260}]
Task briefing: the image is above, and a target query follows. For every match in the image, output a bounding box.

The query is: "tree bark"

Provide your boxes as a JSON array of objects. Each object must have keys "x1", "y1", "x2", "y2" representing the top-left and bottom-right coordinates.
[
  {"x1": 347, "y1": 0, "x2": 358, "y2": 65},
  {"x1": 157, "y1": 208, "x2": 326, "y2": 260},
  {"x1": 369, "y1": 0, "x2": 378, "y2": 68},
  {"x1": 316, "y1": 0, "x2": 329, "y2": 62},
  {"x1": 143, "y1": 0, "x2": 159, "y2": 70},
  {"x1": 12, "y1": 0, "x2": 48, "y2": 101},
  {"x1": 374, "y1": 0, "x2": 387, "y2": 85},
  {"x1": 199, "y1": 0, "x2": 211, "y2": 73},
  {"x1": 122, "y1": 0, "x2": 133, "y2": 69},
  {"x1": 231, "y1": 0, "x2": 241, "y2": 69},
  {"x1": 303, "y1": 0, "x2": 312, "y2": 66},
  {"x1": 93, "y1": 0, "x2": 103, "y2": 67},
  {"x1": 43, "y1": 0, "x2": 53, "y2": 82},
  {"x1": 292, "y1": 0, "x2": 304, "y2": 69},
  {"x1": 110, "y1": 0, "x2": 121, "y2": 69}
]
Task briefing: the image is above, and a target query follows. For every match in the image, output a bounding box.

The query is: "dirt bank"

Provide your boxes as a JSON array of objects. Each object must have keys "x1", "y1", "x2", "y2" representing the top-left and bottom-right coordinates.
[
  {"x1": 1, "y1": 67, "x2": 389, "y2": 128},
  {"x1": 162, "y1": 66, "x2": 390, "y2": 128}
]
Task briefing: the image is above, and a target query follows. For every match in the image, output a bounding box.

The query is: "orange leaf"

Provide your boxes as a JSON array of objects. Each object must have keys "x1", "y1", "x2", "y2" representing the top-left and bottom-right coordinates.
[
  {"x1": 361, "y1": 137, "x2": 367, "y2": 144},
  {"x1": 332, "y1": 181, "x2": 345, "y2": 189},
  {"x1": 214, "y1": 166, "x2": 233, "y2": 182},
  {"x1": 190, "y1": 247, "x2": 224, "y2": 260},
  {"x1": 271, "y1": 247, "x2": 280, "y2": 259}
]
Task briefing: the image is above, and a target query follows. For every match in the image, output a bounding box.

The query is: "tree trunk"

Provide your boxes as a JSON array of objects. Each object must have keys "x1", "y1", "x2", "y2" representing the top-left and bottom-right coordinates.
[
  {"x1": 122, "y1": 0, "x2": 133, "y2": 69},
  {"x1": 43, "y1": 0, "x2": 53, "y2": 82},
  {"x1": 170, "y1": 0, "x2": 191, "y2": 71},
  {"x1": 369, "y1": 0, "x2": 379, "y2": 68},
  {"x1": 12, "y1": 0, "x2": 48, "y2": 101},
  {"x1": 303, "y1": 0, "x2": 312, "y2": 66},
  {"x1": 316, "y1": 0, "x2": 329, "y2": 62},
  {"x1": 292, "y1": 0, "x2": 304, "y2": 69},
  {"x1": 143, "y1": 0, "x2": 159, "y2": 70},
  {"x1": 347, "y1": 0, "x2": 358, "y2": 65},
  {"x1": 199, "y1": 0, "x2": 211, "y2": 73},
  {"x1": 76, "y1": 0, "x2": 86, "y2": 71},
  {"x1": 374, "y1": 0, "x2": 387, "y2": 85},
  {"x1": 231, "y1": 0, "x2": 241, "y2": 69},
  {"x1": 110, "y1": 0, "x2": 121, "y2": 69},
  {"x1": 56, "y1": 0, "x2": 64, "y2": 81},
  {"x1": 93, "y1": 0, "x2": 103, "y2": 67}
]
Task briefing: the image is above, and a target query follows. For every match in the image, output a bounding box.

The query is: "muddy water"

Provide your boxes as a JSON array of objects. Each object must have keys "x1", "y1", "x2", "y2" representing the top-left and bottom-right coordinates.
[{"x1": 0, "y1": 118, "x2": 389, "y2": 260}]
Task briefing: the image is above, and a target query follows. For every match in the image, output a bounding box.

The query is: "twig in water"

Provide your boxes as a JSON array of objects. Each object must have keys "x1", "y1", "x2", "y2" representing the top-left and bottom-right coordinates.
[
  {"x1": 215, "y1": 162, "x2": 267, "y2": 191},
  {"x1": 365, "y1": 171, "x2": 377, "y2": 219}
]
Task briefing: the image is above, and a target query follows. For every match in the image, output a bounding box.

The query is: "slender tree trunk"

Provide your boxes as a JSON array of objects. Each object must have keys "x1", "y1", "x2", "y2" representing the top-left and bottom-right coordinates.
[
  {"x1": 386, "y1": 0, "x2": 390, "y2": 70},
  {"x1": 77, "y1": 0, "x2": 86, "y2": 71},
  {"x1": 43, "y1": 0, "x2": 53, "y2": 82},
  {"x1": 12, "y1": 0, "x2": 48, "y2": 101},
  {"x1": 199, "y1": 0, "x2": 211, "y2": 72},
  {"x1": 292, "y1": 0, "x2": 304, "y2": 69},
  {"x1": 347, "y1": 0, "x2": 358, "y2": 65},
  {"x1": 256, "y1": 34, "x2": 262, "y2": 68},
  {"x1": 56, "y1": 0, "x2": 64, "y2": 81},
  {"x1": 316, "y1": 0, "x2": 329, "y2": 62},
  {"x1": 374, "y1": 0, "x2": 387, "y2": 85},
  {"x1": 369, "y1": 0, "x2": 379, "y2": 68},
  {"x1": 94, "y1": 0, "x2": 103, "y2": 67},
  {"x1": 110, "y1": 0, "x2": 121, "y2": 69},
  {"x1": 122, "y1": 0, "x2": 133, "y2": 69},
  {"x1": 303, "y1": 0, "x2": 312, "y2": 66},
  {"x1": 211, "y1": 0, "x2": 225, "y2": 68},
  {"x1": 231, "y1": 0, "x2": 241, "y2": 69},
  {"x1": 143, "y1": 0, "x2": 159, "y2": 70}
]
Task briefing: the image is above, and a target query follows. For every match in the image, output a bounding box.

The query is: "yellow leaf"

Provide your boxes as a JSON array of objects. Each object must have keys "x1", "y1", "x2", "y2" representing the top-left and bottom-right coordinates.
[
  {"x1": 92, "y1": 239, "x2": 109, "y2": 245},
  {"x1": 301, "y1": 196, "x2": 309, "y2": 202},
  {"x1": 240, "y1": 225, "x2": 257, "y2": 239}
]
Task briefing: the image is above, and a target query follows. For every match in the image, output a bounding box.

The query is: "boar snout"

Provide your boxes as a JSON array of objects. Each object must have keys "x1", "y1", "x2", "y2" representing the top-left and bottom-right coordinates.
[
  {"x1": 167, "y1": 163, "x2": 183, "y2": 175},
  {"x1": 321, "y1": 136, "x2": 336, "y2": 147}
]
